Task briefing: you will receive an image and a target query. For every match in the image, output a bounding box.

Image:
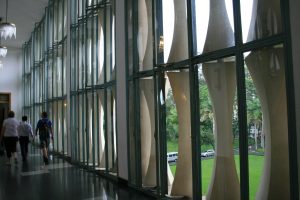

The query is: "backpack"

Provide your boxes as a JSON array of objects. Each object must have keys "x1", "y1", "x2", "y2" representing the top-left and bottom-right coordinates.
[{"x1": 39, "y1": 119, "x2": 50, "y2": 140}]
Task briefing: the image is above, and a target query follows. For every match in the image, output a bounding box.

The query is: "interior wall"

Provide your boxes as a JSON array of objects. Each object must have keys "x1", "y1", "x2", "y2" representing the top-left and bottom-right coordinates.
[
  {"x1": 289, "y1": 0, "x2": 300, "y2": 196},
  {"x1": 115, "y1": 0, "x2": 128, "y2": 180},
  {"x1": 0, "y1": 48, "x2": 23, "y2": 120}
]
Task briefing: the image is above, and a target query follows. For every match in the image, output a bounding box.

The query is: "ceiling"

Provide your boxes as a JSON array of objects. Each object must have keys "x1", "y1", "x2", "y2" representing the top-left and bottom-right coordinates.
[{"x1": 0, "y1": 0, "x2": 48, "y2": 49}]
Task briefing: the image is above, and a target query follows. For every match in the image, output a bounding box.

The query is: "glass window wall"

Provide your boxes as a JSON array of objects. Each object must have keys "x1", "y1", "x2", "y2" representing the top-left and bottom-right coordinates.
[
  {"x1": 126, "y1": 0, "x2": 296, "y2": 199},
  {"x1": 70, "y1": 0, "x2": 117, "y2": 176}
]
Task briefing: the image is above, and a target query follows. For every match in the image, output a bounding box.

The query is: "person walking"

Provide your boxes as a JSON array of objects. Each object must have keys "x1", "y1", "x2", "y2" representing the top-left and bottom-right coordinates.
[
  {"x1": 18, "y1": 116, "x2": 33, "y2": 162},
  {"x1": 0, "y1": 111, "x2": 19, "y2": 165},
  {"x1": 35, "y1": 111, "x2": 53, "y2": 165}
]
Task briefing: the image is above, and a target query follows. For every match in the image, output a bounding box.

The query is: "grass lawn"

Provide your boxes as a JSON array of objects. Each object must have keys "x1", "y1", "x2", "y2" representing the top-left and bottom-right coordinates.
[{"x1": 169, "y1": 155, "x2": 264, "y2": 200}]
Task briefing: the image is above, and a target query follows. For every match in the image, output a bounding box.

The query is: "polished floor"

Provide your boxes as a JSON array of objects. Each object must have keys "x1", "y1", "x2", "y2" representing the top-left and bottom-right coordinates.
[{"x1": 0, "y1": 145, "x2": 155, "y2": 200}]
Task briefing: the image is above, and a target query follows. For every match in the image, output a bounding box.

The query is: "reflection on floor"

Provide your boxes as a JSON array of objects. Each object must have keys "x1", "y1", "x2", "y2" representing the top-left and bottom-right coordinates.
[{"x1": 0, "y1": 145, "x2": 155, "y2": 200}]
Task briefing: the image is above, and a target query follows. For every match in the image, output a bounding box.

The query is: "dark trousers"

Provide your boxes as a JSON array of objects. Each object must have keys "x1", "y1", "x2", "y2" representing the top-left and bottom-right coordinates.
[
  {"x1": 19, "y1": 136, "x2": 29, "y2": 161},
  {"x1": 3, "y1": 137, "x2": 18, "y2": 158}
]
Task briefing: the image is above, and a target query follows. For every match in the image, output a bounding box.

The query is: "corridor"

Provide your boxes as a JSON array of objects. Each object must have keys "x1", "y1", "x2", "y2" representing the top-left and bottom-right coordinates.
[{"x1": 0, "y1": 145, "x2": 155, "y2": 200}]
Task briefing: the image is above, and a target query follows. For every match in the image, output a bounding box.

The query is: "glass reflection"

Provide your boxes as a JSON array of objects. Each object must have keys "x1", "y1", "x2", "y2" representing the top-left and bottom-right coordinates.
[
  {"x1": 139, "y1": 77, "x2": 156, "y2": 188},
  {"x1": 137, "y1": 0, "x2": 153, "y2": 71},
  {"x1": 200, "y1": 57, "x2": 240, "y2": 199},
  {"x1": 165, "y1": 70, "x2": 192, "y2": 198},
  {"x1": 245, "y1": 45, "x2": 290, "y2": 199},
  {"x1": 245, "y1": 0, "x2": 282, "y2": 42}
]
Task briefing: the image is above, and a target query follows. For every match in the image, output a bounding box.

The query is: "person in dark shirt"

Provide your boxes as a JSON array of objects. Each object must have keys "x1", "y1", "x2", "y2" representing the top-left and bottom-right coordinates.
[{"x1": 35, "y1": 112, "x2": 53, "y2": 165}]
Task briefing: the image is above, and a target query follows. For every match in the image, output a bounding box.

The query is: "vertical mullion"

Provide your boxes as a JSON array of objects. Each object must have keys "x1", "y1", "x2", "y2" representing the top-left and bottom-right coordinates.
[
  {"x1": 187, "y1": 0, "x2": 201, "y2": 199},
  {"x1": 281, "y1": 0, "x2": 299, "y2": 198},
  {"x1": 104, "y1": 89, "x2": 109, "y2": 172},
  {"x1": 132, "y1": 0, "x2": 142, "y2": 187},
  {"x1": 155, "y1": 0, "x2": 167, "y2": 196},
  {"x1": 151, "y1": 0, "x2": 161, "y2": 195},
  {"x1": 153, "y1": 73, "x2": 161, "y2": 195},
  {"x1": 232, "y1": 0, "x2": 249, "y2": 199},
  {"x1": 158, "y1": 72, "x2": 167, "y2": 197},
  {"x1": 62, "y1": 43, "x2": 65, "y2": 153},
  {"x1": 110, "y1": 89, "x2": 115, "y2": 171},
  {"x1": 96, "y1": 91, "x2": 100, "y2": 167},
  {"x1": 125, "y1": 0, "x2": 132, "y2": 185},
  {"x1": 135, "y1": 79, "x2": 142, "y2": 187},
  {"x1": 103, "y1": 6, "x2": 107, "y2": 84},
  {"x1": 91, "y1": 15, "x2": 96, "y2": 168}
]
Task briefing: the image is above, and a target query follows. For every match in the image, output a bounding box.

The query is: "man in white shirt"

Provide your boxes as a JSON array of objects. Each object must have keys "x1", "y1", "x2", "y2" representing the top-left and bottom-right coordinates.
[
  {"x1": 0, "y1": 111, "x2": 19, "y2": 165},
  {"x1": 18, "y1": 116, "x2": 33, "y2": 162}
]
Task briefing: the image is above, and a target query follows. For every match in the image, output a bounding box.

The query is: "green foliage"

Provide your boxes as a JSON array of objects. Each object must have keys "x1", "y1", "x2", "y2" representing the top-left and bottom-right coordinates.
[
  {"x1": 245, "y1": 68, "x2": 262, "y2": 130},
  {"x1": 165, "y1": 68, "x2": 263, "y2": 149},
  {"x1": 199, "y1": 78, "x2": 215, "y2": 148},
  {"x1": 166, "y1": 89, "x2": 178, "y2": 141}
]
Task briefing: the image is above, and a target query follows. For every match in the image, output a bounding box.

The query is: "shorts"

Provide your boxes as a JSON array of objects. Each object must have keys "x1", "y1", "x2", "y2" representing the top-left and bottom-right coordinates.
[
  {"x1": 40, "y1": 138, "x2": 50, "y2": 149},
  {"x1": 3, "y1": 137, "x2": 18, "y2": 158}
]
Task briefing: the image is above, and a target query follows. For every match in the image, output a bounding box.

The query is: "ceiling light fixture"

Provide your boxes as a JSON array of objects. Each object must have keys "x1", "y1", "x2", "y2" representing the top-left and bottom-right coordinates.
[
  {"x1": 0, "y1": 0, "x2": 16, "y2": 39},
  {"x1": 0, "y1": 46, "x2": 7, "y2": 57},
  {"x1": 0, "y1": 36, "x2": 7, "y2": 57}
]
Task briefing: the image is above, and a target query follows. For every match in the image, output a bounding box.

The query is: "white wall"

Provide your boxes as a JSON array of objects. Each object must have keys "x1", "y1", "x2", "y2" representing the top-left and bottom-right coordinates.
[
  {"x1": 116, "y1": 0, "x2": 128, "y2": 180},
  {"x1": 0, "y1": 48, "x2": 23, "y2": 120},
  {"x1": 289, "y1": 0, "x2": 300, "y2": 196}
]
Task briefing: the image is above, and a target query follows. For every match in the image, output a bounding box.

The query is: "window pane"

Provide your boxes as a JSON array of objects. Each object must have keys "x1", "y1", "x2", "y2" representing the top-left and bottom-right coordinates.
[
  {"x1": 137, "y1": 0, "x2": 154, "y2": 71},
  {"x1": 199, "y1": 57, "x2": 240, "y2": 198},
  {"x1": 244, "y1": 44, "x2": 290, "y2": 199},
  {"x1": 139, "y1": 77, "x2": 157, "y2": 188},
  {"x1": 161, "y1": 0, "x2": 189, "y2": 63},
  {"x1": 164, "y1": 69, "x2": 193, "y2": 198},
  {"x1": 194, "y1": 0, "x2": 235, "y2": 55},
  {"x1": 128, "y1": 81, "x2": 137, "y2": 185},
  {"x1": 242, "y1": 0, "x2": 282, "y2": 43}
]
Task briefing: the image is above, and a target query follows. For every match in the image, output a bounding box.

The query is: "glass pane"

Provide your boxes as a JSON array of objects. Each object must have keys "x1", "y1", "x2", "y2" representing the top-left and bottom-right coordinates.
[
  {"x1": 79, "y1": 24, "x2": 86, "y2": 89},
  {"x1": 199, "y1": 57, "x2": 240, "y2": 198},
  {"x1": 97, "y1": 10, "x2": 105, "y2": 85},
  {"x1": 127, "y1": 0, "x2": 133, "y2": 75},
  {"x1": 137, "y1": 0, "x2": 153, "y2": 71},
  {"x1": 242, "y1": 0, "x2": 282, "y2": 43},
  {"x1": 87, "y1": 18, "x2": 93, "y2": 86},
  {"x1": 58, "y1": 100, "x2": 63, "y2": 153},
  {"x1": 105, "y1": 6, "x2": 115, "y2": 82},
  {"x1": 87, "y1": 92, "x2": 94, "y2": 166},
  {"x1": 194, "y1": 0, "x2": 235, "y2": 55},
  {"x1": 63, "y1": 44, "x2": 67, "y2": 95},
  {"x1": 128, "y1": 81, "x2": 137, "y2": 185},
  {"x1": 244, "y1": 44, "x2": 290, "y2": 199},
  {"x1": 63, "y1": 0, "x2": 67, "y2": 37},
  {"x1": 71, "y1": 28, "x2": 77, "y2": 91},
  {"x1": 79, "y1": 94, "x2": 85, "y2": 162},
  {"x1": 71, "y1": 96, "x2": 78, "y2": 159},
  {"x1": 96, "y1": 89, "x2": 106, "y2": 170},
  {"x1": 48, "y1": 57, "x2": 53, "y2": 99},
  {"x1": 53, "y1": 52, "x2": 58, "y2": 97},
  {"x1": 164, "y1": 70, "x2": 192, "y2": 198},
  {"x1": 63, "y1": 99, "x2": 68, "y2": 155},
  {"x1": 107, "y1": 88, "x2": 117, "y2": 174},
  {"x1": 57, "y1": 47, "x2": 63, "y2": 97},
  {"x1": 161, "y1": 0, "x2": 189, "y2": 63},
  {"x1": 139, "y1": 77, "x2": 157, "y2": 189},
  {"x1": 53, "y1": 101, "x2": 58, "y2": 151}
]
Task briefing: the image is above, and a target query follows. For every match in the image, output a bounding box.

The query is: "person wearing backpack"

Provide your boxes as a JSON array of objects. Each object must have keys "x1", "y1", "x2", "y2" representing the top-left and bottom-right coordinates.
[
  {"x1": 35, "y1": 111, "x2": 53, "y2": 165},
  {"x1": 18, "y1": 116, "x2": 33, "y2": 162}
]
